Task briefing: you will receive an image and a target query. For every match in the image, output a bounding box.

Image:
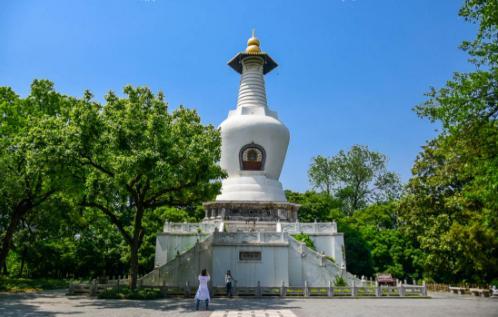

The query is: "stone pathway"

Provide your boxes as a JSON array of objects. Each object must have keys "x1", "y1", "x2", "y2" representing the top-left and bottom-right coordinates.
[
  {"x1": 210, "y1": 310, "x2": 296, "y2": 317},
  {"x1": 1, "y1": 290, "x2": 498, "y2": 317}
]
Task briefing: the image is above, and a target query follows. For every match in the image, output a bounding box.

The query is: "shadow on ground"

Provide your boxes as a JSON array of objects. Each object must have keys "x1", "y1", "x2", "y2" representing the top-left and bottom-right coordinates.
[
  {"x1": 0, "y1": 291, "x2": 80, "y2": 317},
  {"x1": 71, "y1": 296, "x2": 303, "y2": 314}
]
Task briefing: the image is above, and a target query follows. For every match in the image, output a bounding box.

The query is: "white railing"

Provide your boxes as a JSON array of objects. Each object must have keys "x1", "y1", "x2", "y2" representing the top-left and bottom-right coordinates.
[
  {"x1": 163, "y1": 221, "x2": 339, "y2": 234},
  {"x1": 280, "y1": 221, "x2": 337, "y2": 234},
  {"x1": 68, "y1": 278, "x2": 428, "y2": 298},
  {"x1": 213, "y1": 231, "x2": 288, "y2": 245},
  {"x1": 163, "y1": 222, "x2": 219, "y2": 233}
]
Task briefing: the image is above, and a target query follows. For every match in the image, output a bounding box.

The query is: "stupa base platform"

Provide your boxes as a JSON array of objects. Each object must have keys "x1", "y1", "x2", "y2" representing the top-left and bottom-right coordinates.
[{"x1": 203, "y1": 200, "x2": 300, "y2": 224}]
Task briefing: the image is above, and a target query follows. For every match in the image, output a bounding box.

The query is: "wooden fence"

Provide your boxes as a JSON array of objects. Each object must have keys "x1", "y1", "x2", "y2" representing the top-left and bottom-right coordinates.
[{"x1": 68, "y1": 278, "x2": 428, "y2": 298}]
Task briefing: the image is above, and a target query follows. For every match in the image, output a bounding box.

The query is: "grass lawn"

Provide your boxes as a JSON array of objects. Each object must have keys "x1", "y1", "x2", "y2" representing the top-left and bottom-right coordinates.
[{"x1": 0, "y1": 276, "x2": 70, "y2": 293}]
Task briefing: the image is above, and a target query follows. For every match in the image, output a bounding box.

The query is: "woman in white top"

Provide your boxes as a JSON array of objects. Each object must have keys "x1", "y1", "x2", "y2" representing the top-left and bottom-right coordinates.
[{"x1": 195, "y1": 269, "x2": 210, "y2": 310}]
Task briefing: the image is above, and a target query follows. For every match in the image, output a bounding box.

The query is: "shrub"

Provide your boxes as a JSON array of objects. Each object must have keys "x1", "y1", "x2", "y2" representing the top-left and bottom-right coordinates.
[
  {"x1": 325, "y1": 256, "x2": 335, "y2": 263},
  {"x1": 292, "y1": 233, "x2": 316, "y2": 251},
  {"x1": 0, "y1": 277, "x2": 69, "y2": 292},
  {"x1": 97, "y1": 287, "x2": 163, "y2": 300},
  {"x1": 334, "y1": 275, "x2": 347, "y2": 286}
]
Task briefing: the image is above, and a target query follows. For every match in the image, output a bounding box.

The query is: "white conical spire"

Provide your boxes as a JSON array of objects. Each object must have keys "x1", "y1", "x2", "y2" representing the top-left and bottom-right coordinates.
[{"x1": 237, "y1": 56, "x2": 268, "y2": 108}]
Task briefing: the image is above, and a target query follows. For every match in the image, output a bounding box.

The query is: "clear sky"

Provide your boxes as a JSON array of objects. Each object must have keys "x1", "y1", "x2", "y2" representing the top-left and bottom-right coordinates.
[{"x1": 1, "y1": 0, "x2": 476, "y2": 192}]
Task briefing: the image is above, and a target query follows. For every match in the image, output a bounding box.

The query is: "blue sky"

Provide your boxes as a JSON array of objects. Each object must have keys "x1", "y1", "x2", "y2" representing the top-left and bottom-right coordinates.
[{"x1": 1, "y1": 0, "x2": 476, "y2": 192}]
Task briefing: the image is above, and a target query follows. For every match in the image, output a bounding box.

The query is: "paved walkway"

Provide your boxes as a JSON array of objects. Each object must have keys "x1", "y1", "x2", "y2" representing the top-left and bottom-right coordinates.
[
  {"x1": 0, "y1": 290, "x2": 497, "y2": 317},
  {"x1": 210, "y1": 310, "x2": 296, "y2": 317}
]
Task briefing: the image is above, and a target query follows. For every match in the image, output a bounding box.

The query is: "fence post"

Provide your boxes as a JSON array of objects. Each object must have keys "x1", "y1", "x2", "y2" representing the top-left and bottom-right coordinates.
[
  {"x1": 256, "y1": 281, "x2": 262, "y2": 297},
  {"x1": 304, "y1": 280, "x2": 309, "y2": 297},
  {"x1": 422, "y1": 280, "x2": 427, "y2": 296},
  {"x1": 375, "y1": 281, "x2": 381, "y2": 297},
  {"x1": 399, "y1": 281, "x2": 405, "y2": 297},
  {"x1": 280, "y1": 281, "x2": 287, "y2": 297},
  {"x1": 90, "y1": 279, "x2": 97, "y2": 297},
  {"x1": 160, "y1": 280, "x2": 168, "y2": 298},
  {"x1": 185, "y1": 281, "x2": 191, "y2": 297},
  {"x1": 351, "y1": 280, "x2": 356, "y2": 297},
  {"x1": 68, "y1": 282, "x2": 74, "y2": 295},
  {"x1": 328, "y1": 280, "x2": 334, "y2": 297}
]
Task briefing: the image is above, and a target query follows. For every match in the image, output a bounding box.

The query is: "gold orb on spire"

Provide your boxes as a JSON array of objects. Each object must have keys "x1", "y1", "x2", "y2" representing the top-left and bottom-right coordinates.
[{"x1": 246, "y1": 29, "x2": 261, "y2": 53}]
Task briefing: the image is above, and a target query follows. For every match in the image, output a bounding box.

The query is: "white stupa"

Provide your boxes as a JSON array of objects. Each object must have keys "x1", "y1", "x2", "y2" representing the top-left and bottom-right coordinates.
[
  {"x1": 147, "y1": 32, "x2": 355, "y2": 289},
  {"x1": 202, "y1": 31, "x2": 298, "y2": 225},
  {"x1": 216, "y1": 31, "x2": 289, "y2": 202}
]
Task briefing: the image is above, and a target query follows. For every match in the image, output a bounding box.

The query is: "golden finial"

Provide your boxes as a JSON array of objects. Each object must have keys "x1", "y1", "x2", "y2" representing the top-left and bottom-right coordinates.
[{"x1": 246, "y1": 29, "x2": 261, "y2": 53}]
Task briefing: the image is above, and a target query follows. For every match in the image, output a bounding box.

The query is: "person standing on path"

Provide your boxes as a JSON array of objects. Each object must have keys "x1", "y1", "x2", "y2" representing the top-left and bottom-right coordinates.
[
  {"x1": 195, "y1": 269, "x2": 210, "y2": 310},
  {"x1": 225, "y1": 270, "x2": 234, "y2": 298}
]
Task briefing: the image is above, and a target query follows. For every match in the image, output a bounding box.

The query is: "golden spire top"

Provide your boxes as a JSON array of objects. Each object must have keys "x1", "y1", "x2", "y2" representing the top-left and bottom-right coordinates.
[{"x1": 246, "y1": 29, "x2": 261, "y2": 53}]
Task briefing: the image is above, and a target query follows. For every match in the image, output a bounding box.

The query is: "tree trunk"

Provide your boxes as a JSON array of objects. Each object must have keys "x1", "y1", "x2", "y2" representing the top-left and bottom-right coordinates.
[
  {"x1": 129, "y1": 204, "x2": 145, "y2": 290},
  {"x1": 129, "y1": 241, "x2": 139, "y2": 290},
  {"x1": 0, "y1": 203, "x2": 29, "y2": 273},
  {"x1": 18, "y1": 248, "x2": 26, "y2": 277}
]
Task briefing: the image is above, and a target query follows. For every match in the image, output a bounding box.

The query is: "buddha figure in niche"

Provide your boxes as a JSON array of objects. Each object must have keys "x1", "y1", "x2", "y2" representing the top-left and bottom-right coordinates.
[{"x1": 240, "y1": 143, "x2": 265, "y2": 171}]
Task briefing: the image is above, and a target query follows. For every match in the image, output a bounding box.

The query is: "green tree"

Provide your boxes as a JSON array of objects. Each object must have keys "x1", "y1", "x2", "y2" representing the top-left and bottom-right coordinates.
[
  {"x1": 67, "y1": 86, "x2": 224, "y2": 289},
  {"x1": 346, "y1": 203, "x2": 423, "y2": 279},
  {"x1": 308, "y1": 156, "x2": 335, "y2": 195},
  {"x1": 140, "y1": 206, "x2": 202, "y2": 272},
  {"x1": 308, "y1": 145, "x2": 401, "y2": 215},
  {"x1": 0, "y1": 81, "x2": 76, "y2": 273},
  {"x1": 285, "y1": 190, "x2": 342, "y2": 222},
  {"x1": 401, "y1": 0, "x2": 498, "y2": 283}
]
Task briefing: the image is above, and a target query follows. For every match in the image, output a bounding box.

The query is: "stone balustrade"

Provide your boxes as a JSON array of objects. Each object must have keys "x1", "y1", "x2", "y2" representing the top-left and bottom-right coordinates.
[
  {"x1": 212, "y1": 231, "x2": 288, "y2": 245},
  {"x1": 279, "y1": 221, "x2": 338, "y2": 234},
  {"x1": 163, "y1": 221, "x2": 338, "y2": 234},
  {"x1": 163, "y1": 222, "x2": 220, "y2": 234}
]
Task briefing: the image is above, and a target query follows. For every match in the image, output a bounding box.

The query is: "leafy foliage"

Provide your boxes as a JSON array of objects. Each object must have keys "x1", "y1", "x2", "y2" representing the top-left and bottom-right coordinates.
[
  {"x1": 0, "y1": 80, "x2": 77, "y2": 273},
  {"x1": 308, "y1": 145, "x2": 402, "y2": 215},
  {"x1": 292, "y1": 233, "x2": 316, "y2": 251},
  {"x1": 0, "y1": 82, "x2": 223, "y2": 288},
  {"x1": 285, "y1": 190, "x2": 342, "y2": 222},
  {"x1": 346, "y1": 203, "x2": 423, "y2": 279},
  {"x1": 401, "y1": 0, "x2": 498, "y2": 283},
  {"x1": 0, "y1": 276, "x2": 70, "y2": 292},
  {"x1": 65, "y1": 85, "x2": 224, "y2": 288},
  {"x1": 334, "y1": 275, "x2": 347, "y2": 287},
  {"x1": 97, "y1": 287, "x2": 163, "y2": 300}
]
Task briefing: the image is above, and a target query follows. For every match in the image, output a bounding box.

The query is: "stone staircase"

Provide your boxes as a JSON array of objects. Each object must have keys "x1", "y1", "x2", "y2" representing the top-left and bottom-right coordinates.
[
  {"x1": 288, "y1": 236, "x2": 359, "y2": 287},
  {"x1": 141, "y1": 234, "x2": 213, "y2": 287}
]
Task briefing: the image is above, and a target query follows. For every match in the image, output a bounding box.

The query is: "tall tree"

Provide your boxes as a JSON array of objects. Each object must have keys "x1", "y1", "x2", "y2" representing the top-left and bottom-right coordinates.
[
  {"x1": 68, "y1": 86, "x2": 224, "y2": 289},
  {"x1": 345, "y1": 202, "x2": 423, "y2": 279},
  {"x1": 308, "y1": 156, "x2": 335, "y2": 195},
  {"x1": 285, "y1": 190, "x2": 342, "y2": 222},
  {"x1": 308, "y1": 145, "x2": 401, "y2": 215},
  {"x1": 0, "y1": 81, "x2": 75, "y2": 273},
  {"x1": 401, "y1": 0, "x2": 498, "y2": 283}
]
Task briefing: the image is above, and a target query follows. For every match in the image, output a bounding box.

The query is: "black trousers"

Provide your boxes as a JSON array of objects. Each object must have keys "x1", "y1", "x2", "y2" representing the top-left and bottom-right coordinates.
[{"x1": 226, "y1": 282, "x2": 233, "y2": 297}]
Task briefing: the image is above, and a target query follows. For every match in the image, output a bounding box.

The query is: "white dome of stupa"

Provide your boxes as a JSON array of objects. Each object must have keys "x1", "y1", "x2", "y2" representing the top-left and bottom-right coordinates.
[{"x1": 216, "y1": 32, "x2": 289, "y2": 202}]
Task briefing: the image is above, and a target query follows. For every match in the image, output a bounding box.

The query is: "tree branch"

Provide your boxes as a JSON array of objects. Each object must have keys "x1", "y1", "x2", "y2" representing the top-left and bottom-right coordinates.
[
  {"x1": 80, "y1": 200, "x2": 132, "y2": 245},
  {"x1": 32, "y1": 189, "x2": 57, "y2": 208},
  {"x1": 143, "y1": 178, "x2": 200, "y2": 208},
  {"x1": 78, "y1": 153, "x2": 114, "y2": 177}
]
